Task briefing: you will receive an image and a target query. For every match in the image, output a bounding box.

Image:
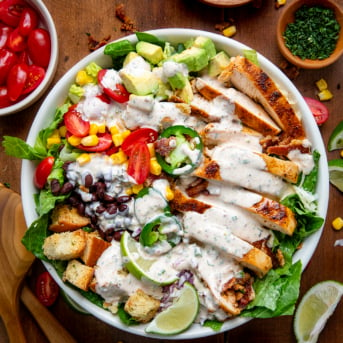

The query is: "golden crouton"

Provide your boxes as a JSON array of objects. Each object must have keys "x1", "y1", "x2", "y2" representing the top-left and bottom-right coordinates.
[
  {"x1": 49, "y1": 204, "x2": 91, "y2": 232},
  {"x1": 43, "y1": 229, "x2": 86, "y2": 260},
  {"x1": 124, "y1": 289, "x2": 160, "y2": 323},
  {"x1": 81, "y1": 232, "x2": 111, "y2": 267},
  {"x1": 63, "y1": 259, "x2": 94, "y2": 291}
]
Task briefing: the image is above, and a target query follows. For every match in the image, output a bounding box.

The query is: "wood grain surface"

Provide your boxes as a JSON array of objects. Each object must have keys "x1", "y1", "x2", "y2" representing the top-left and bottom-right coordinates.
[{"x1": 0, "y1": 0, "x2": 343, "y2": 342}]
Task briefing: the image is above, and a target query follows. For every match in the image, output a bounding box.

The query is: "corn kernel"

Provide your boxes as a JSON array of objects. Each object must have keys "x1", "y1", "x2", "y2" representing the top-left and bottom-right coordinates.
[
  {"x1": 112, "y1": 133, "x2": 124, "y2": 147},
  {"x1": 47, "y1": 136, "x2": 61, "y2": 148},
  {"x1": 67, "y1": 135, "x2": 82, "y2": 146},
  {"x1": 150, "y1": 157, "x2": 162, "y2": 175},
  {"x1": 59, "y1": 125, "x2": 67, "y2": 137},
  {"x1": 317, "y1": 89, "x2": 333, "y2": 101},
  {"x1": 77, "y1": 153, "x2": 91, "y2": 166},
  {"x1": 332, "y1": 217, "x2": 343, "y2": 231},
  {"x1": 76, "y1": 70, "x2": 93, "y2": 86},
  {"x1": 98, "y1": 124, "x2": 106, "y2": 133},
  {"x1": 165, "y1": 186, "x2": 174, "y2": 201},
  {"x1": 275, "y1": 0, "x2": 286, "y2": 8},
  {"x1": 50, "y1": 129, "x2": 60, "y2": 138},
  {"x1": 147, "y1": 143, "x2": 155, "y2": 157},
  {"x1": 110, "y1": 125, "x2": 119, "y2": 135},
  {"x1": 110, "y1": 150, "x2": 127, "y2": 164},
  {"x1": 132, "y1": 184, "x2": 144, "y2": 194},
  {"x1": 89, "y1": 123, "x2": 99, "y2": 135},
  {"x1": 222, "y1": 25, "x2": 236, "y2": 38},
  {"x1": 81, "y1": 135, "x2": 99, "y2": 147},
  {"x1": 125, "y1": 187, "x2": 133, "y2": 195},
  {"x1": 340, "y1": 150, "x2": 343, "y2": 158},
  {"x1": 315, "y1": 78, "x2": 328, "y2": 91},
  {"x1": 122, "y1": 129, "x2": 131, "y2": 140}
]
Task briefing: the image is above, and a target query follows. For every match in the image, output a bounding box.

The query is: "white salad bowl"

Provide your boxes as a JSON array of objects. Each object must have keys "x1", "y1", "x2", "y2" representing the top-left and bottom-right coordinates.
[{"x1": 21, "y1": 28, "x2": 329, "y2": 339}]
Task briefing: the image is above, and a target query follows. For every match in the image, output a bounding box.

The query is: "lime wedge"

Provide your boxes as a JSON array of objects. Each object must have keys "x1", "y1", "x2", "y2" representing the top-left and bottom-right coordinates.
[
  {"x1": 146, "y1": 282, "x2": 199, "y2": 335},
  {"x1": 328, "y1": 159, "x2": 343, "y2": 192},
  {"x1": 328, "y1": 120, "x2": 343, "y2": 151},
  {"x1": 120, "y1": 231, "x2": 178, "y2": 286},
  {"x1": 294, "y1": 280, "x2": 343, "y2": 343}
]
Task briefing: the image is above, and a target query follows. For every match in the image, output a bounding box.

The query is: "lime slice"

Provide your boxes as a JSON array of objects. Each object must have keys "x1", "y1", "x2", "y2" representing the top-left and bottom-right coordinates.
[
  {"x1": 328, "y1": 159, "x2": 343, "y2": 192},
  {"x1": 60, "y1": 290, "x2": 89, "y2": 315},
  {"x1": 146, "y1": 282, "x2": 199, "y2": 335},
  {"x1": 120, "y1": 231, "x2": 178, "y2": 286},
  {"x1": 328, "y1": 120, "x2": 343, "y2": 151},
  {"x1": 294, "y1": 280, "x2": 343, "y2": 343}
]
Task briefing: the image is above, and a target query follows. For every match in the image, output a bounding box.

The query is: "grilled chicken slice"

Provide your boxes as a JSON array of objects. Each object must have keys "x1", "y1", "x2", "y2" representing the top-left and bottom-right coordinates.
[
  {"x1": 218, "y1": 56, "x2": 305, "y2": 139},
  {"x1": 194, "y1": 77, "x2": 281, "y2": 136}
]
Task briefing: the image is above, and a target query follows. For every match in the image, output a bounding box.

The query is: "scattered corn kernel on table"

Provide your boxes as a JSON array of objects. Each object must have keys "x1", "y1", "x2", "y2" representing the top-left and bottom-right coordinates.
[{"x1": 1, "y1": 0, "x2": 343, "y2": 342}]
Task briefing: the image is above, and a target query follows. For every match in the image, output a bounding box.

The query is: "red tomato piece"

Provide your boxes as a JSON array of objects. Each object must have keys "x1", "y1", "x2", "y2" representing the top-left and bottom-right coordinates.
[
  {"x1": 127, "y1": 142, "x2": 150, "y2": 184},
  {"x1": 6, "y1": 62, "x2": 28, "y2": 101},
  {"x1": 22, "y1": 65, "x2": 45, "y2": 95},
  {"x1": 0, "y1": 86, "x2": 13, "y2": 108},
  {"x1": 27, "y1": 28, "x2": 51, "y2": 68},
  {"x1": 33, "y1": 156, "x2": 54, "y2": 189},
  {"x1": 0, "y1": 48, "x2": 18, "y2": 85},
  {"x1": 18, "y1": 7, "x2": 38, "y2": 36},
  {"x1": 304, "y1": 96, "x2": 329, "y2": 126},
  {"x1": 7, "y1": 27, "x2": 26, "y2": 52},
  {"x1": 77, "y1": 132, "x2": 113, "y2": 152},
  {"x1": 0, "y1": 26, "x2": 13, "y2": 49},
  {"x1": 35, "y1": 271, "x2": 59, "y2": 307},
  {"x1": 121, "y1": 128, "x2": 158, "y2": 156},
  {"x1": 17, "y1": 49, "x2": 29, "y2": 64},
  {"x1": 98, "y1": 69, "x2": 130, "y2": 103},
  {"x1": 64, "y1": 107, "x2": 90, "y2": 137},
  {"x1": 0, "y1": 0, "x2": 26, "y2": 27}
]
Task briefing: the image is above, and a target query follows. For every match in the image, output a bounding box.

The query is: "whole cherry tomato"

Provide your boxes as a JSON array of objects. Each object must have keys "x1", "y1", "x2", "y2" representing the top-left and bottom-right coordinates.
[
  {"x1": 64, "y1": 106, "x2": 90, "y2": 137},
  {"x1": 0, "y1": 48, "x2": 18, "y2": 85},
  {"x1": 27, "y1": 28, "x2": 51, "y2": 68},
  {"x1": 0, "y1": 0, "x2": 26, "y2": 27},
  {"x1": 22, "y1": 65, "x2": 45, "y2": 95},
  {"x1": 121, "y1": 128, "x2": 158, "y2": 156},
  {"x1": 6, "y1": 62, "x2": 28, "y2": 101},
  {"x1": 7, "y1": 27, "x2": 26, "y2": 52},
  {"x1": 0, "y1": 86, "x2": 13, "y2": 108},
  {"x1": 98, "y1": 69, "x2": 130, "y2": 103},
  {"x1": 18, "y1": 7, "x2": 38, "y2": 36},
  {"x1": 0, "y1": 26, "x2": 13, "y2": 49},
  {"x1": 35, "y1": 271, "x2": 59, "y2": 307},
  {"x1": 33, "y1": 156, "x2": 54, "y2": 189},
  {"x1": 304, "y1": 97, "x2": 329, "y2": 126},
  {"x1": 127, "y1": 142, "x2": 151, "y2": 184}
]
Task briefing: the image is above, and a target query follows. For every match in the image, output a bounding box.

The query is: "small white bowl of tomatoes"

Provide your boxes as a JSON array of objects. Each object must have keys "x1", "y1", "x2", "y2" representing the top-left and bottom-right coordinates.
[{"x1": 0, "y1": 0, "x2": 58, "y2": 116}]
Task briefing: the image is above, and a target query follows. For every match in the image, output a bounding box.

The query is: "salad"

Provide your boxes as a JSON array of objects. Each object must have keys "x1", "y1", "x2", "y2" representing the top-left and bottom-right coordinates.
[{"x1": 3, "y1": 31, "x2": 324, "y2": 335}]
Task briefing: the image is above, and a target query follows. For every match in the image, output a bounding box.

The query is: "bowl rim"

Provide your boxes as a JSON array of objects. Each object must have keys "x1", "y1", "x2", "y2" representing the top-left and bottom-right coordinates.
[
  {"x1": 0, "y1": 0, "x2": 59, "y2": 117},
  {"x1": 21, "y1": 28, "x2": 329, "y2": 339},
  {"x1": 276, "y1": 0, "x2": 343, "y2": 69}
]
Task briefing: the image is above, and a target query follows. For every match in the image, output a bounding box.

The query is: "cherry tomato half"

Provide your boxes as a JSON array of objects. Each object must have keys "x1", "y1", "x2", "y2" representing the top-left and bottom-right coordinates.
[
  {"x1": 76, "y1": 132, "x2": 113, "y2": 152},
  {"x1": 27, "y1": 28, "x2": 51, "y2": 68},
  {"x1": 64, "y1": 106, "x2": 90, "y2": 137},
  {"x1": 98, "y1": 69, "x2": 130, "y2": 103},
  {"x1": 127, "y1": 142, "x2": 150, "y2": 184},
  {"x1": 7, "y1": 27, "x2": 26, "y2": 52},
  {"x1": 0, "y1": 26, "x2": 13, "y2": 49},
  {"x1": 304, "y1": 96, "x2": 329, "y2": 126},
  {"x1": 33, "y1": 156, "x2": 54, "y2": 189},
  {"x1": 6, "y1": 62, "x2": 28, "y2": 101},
  {"x1": 0, "y1": 86, "x2": 13, "y2": 108},
  {"x1": 35, "y1": 271, "x2": 59, "y2": 307},
  {"x1": 0, "y1": 0, "x2": 26, "y2": 28},
  {"x1": 0, "y1": 48, "x2": 18, "y2": 85},
  {"x1": 18, "y1": 7, "x2": 38, "y2": 36},
  {"x1": 22, "y1": 65, "x2": 45, "y2": 95},
  {"x1": 121, "y1": 128, "x2": 158, "y2": 156}
]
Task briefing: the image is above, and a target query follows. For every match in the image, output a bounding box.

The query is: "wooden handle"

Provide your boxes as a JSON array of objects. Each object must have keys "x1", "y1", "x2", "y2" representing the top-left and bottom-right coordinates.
[
  {"x1": 2, "y1": 310, "x2": 27, "y2": 343},
  {"x1": 21, "y1": 285, "x2": 77, "y2": 343}
]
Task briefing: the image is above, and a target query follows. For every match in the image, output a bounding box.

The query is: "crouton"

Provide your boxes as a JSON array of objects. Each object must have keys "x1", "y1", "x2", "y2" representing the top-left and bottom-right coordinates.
[
  {"x1": 124, "y1": 289, "x2": 160, "y2": 323},
  {"x1": 43, "y1": 229, "x2": 86, "y2": 260},
  {"x1": 49, "y1": 204, "x2": 91, "y2": 232},
  {"x1": 63, "y1": 259, "x2": 94, "y2": 291},
  {"x1": 81, "y1": 232, "x2": 111, "y2": 267}
]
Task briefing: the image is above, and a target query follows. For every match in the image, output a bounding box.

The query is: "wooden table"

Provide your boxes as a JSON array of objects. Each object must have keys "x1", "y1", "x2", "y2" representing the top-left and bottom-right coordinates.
[{"x1": 1, "y1": 0, "x2": 343, "y2": 342}]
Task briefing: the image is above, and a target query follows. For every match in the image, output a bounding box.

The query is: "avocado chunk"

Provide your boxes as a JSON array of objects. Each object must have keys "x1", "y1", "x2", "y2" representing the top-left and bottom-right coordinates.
[
  {"x1": 120, "y1": 70, "x2": 159, "y2": 96},
  {"x1": 172, "y1": 47, "x2": 209, "y2": 72},
  {"x1": 208, "y1": 51, "x2": 231, "y2": 77},
  {"x1": 173, "y1": 78, "x2": 193, "y2": 103},
  {"x1": 123, "y1": 52, "x2": 140, "y2": 67},
  {"x1": 168, "y1": 72, "x2": 187, "y2": 90},
  {"x1": 192, "y1": 36, "x2": 216, "y2": 59},
  {"x1": 136, "y1": 41, "x2": 164, "y2": 65}
]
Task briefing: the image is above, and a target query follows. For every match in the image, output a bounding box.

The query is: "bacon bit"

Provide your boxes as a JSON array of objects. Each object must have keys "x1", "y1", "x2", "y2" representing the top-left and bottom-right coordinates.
[
  {"x1": 279, "y1": 60, "x2": 300, "y2": 80},
  {"x1": 86, "y1": 33, "x2": 111, "y2": 51},
  {"x1": 115, "y1": 3, "x2": 137, "y2": 32}
]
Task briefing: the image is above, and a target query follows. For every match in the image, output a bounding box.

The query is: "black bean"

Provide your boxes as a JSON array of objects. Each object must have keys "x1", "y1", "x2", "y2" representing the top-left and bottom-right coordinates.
[
  {"x1": 106, "y1": 203, "x2": 118, "y2": 215},
  {"x1": 96, "y1": 204, "x2": 106, "y2": 214},
  {"x1": 118, "y1": 204, "x2": 128, "y2": 212},
  {"x1": 50, "y1": 179, "x2": 61, "y2": 195},
  {"x1": 60, "y1": 182, "x2": 74, "y2": 194},
  {"x1": 84, "y1": 174, "x2": 93, "y2": 188},
  {"x1": 117, "y1": 195, "x2": 131, "y2": 203},
  {"x1": 113, "y1": 230, "x2": 123, "y2": 242},
  {"x1": 76, "y1": 202, "x2": 85, "y2": 216},
  {"x1": 103, "y1": 193, "x2": 115, "y2": 202},
  {"x1": 68, "y1": 195, "x2": 80, "y2": 206}
]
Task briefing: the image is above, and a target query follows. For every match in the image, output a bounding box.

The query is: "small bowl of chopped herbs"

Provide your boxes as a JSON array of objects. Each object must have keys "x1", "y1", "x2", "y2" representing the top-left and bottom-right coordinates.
[{"x1": 277, "y1": 0, "x2": 343, "y2": 69}]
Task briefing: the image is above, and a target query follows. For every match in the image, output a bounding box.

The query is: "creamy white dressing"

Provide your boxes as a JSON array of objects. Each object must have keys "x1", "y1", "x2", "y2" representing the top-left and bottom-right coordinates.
[
  {"x1": 162, "y1": 61, "x2": 188, "y2": 81},
  {"x1": 288, "y1": 149, "x2": 314, "y2": 175}
]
